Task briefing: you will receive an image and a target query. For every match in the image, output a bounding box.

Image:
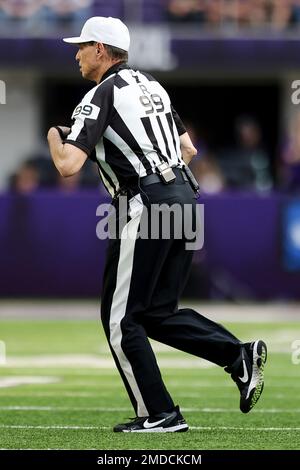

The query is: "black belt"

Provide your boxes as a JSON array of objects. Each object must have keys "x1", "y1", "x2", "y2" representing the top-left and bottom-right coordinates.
[{"x1": 140, "y1": 167, "x2": 188, "y2": 186}]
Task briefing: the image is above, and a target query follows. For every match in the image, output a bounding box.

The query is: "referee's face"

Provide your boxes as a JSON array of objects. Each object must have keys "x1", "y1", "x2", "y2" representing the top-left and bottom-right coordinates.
[{"x1": 76, "y1": 43, "x2": 99, "y2": 82}]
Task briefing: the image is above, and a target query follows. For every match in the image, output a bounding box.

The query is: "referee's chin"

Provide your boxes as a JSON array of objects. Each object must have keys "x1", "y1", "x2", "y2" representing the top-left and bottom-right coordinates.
[
  {"x1": 80, "y1": 69, "x2": 89, "y2": 80},
  {"x1": 81, "y1": 70, "x2": 97, "y2": 83}
]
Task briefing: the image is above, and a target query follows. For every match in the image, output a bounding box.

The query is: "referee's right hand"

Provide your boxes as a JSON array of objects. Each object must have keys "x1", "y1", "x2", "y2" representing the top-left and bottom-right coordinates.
[{"x1": 52, "y1": 126, "x2": 71, "y2": 140}]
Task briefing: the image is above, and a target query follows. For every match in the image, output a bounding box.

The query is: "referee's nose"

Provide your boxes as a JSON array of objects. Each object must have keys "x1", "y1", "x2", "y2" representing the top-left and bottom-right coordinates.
[{"x1": 75, "y1": 49, "x2": 80, "y2": 62}]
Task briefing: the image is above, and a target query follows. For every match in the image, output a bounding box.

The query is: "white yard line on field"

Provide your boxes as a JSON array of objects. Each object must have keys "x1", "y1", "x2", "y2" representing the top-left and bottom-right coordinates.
[
  {"x1": 0, "y1": 406, "x2": 300, "y2": 413},
  {"x1": 4, "y1": 355, "x2": 215, "y2": 369},
  {"x1": 0, "y1": 377, "x2": 60, "y2": 388},
  {"x1": 0, "y1": 425, "x2": 101, "y2": 430},
  {"x1": 0, "y1": 406, "x2": 130, "y2": 412},
  {"x1": 0, "y1": 424, "x2": 300, "y2": 432},
  {"x1": 190, "y1": 426, "x2": 300, "y2": 431},
  {"x1": 0, "y1": 448, "x2": 99, "y2": 451},
  {"x1": 0, "y1": 392, "x2": 100, "y2": 397}
]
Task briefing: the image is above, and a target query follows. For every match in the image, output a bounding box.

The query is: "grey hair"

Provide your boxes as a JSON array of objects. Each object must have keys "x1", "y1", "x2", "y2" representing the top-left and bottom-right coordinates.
[
  {"x1": 103, "y1": 44, "x2": 128, "y2": 62},
  {"x1": 84, "y1": 41, "x2": 128, "y2": 62}
]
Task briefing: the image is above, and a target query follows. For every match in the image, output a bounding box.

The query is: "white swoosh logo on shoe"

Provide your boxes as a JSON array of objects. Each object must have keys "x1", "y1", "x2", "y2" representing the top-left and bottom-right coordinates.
[
  {"x1": 238, "y1": 359, "x2": 249, "y2": 383},
  {"x1": 143, "y1": 417, "x2": 167, "y2": 429}
]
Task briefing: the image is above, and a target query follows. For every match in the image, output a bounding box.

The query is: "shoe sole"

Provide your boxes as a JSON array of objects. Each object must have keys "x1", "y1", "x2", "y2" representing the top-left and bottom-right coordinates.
[
  {"x1": 241, "y1": 340, "x2": 267, "y2": 413},
  {"x1": 119, "y1": 423, "x2": 189, "y2": 433}
]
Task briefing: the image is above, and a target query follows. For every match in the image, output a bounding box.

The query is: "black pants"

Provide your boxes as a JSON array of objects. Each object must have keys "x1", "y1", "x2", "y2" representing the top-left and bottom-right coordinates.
[{"x1": 101, "y1": 178, "x2": 241, "y2": 417}]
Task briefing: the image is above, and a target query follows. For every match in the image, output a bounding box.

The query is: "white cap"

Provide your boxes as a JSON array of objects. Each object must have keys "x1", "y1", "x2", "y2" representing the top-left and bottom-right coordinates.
[{"x1": 63, "y1": 16, "x2": 130, "y2": 52}]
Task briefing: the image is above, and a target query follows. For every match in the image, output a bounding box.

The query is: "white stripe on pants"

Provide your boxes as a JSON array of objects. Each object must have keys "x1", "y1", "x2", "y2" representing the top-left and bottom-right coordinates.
[{"x1": 109, "y1": 200, "x2": 148, "y2": 417}]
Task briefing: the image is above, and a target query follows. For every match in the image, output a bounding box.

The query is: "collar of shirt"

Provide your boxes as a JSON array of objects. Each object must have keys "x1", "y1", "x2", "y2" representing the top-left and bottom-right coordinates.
[{"x1": 101, "y1": 62, "x2": 130, "y2": 83}]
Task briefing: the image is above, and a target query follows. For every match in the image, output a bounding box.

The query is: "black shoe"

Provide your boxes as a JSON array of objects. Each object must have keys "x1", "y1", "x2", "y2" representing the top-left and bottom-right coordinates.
[
  {"x1": 225, "y1": 340, "x2": 267, "y2": 413},
  {"x1": 113, "y1": 405, "x2": 189, "y2": 433}
]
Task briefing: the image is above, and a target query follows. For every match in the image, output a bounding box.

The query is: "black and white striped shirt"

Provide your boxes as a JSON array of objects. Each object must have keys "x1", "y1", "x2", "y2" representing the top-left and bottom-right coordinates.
[{"x1": 66, "y1": 63, "x2": 186, "y2": 197}]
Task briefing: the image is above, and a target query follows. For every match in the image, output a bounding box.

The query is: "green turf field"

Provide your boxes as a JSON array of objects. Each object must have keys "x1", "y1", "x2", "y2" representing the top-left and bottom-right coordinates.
[{"x1": 0, "y1": 318, "x2": 299, "y2": 450}]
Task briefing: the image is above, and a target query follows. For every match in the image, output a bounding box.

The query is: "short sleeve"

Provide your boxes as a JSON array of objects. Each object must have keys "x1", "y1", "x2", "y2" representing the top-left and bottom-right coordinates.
[
  {"x1": 65, "y1": 79, "x2": 115, "y2": 157},
  {"x1": 171, "y1": 105, "x2": 186, "y2": 136}
]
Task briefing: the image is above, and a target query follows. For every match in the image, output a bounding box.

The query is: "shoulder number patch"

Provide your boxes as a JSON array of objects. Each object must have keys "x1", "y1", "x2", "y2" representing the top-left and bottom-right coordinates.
[{"x1": 72, "y1": 103, "x2": 100, "y2": 120}]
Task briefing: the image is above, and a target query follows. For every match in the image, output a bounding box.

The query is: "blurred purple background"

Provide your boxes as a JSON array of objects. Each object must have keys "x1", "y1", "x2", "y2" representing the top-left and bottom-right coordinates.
[{"x1": 1, "y1": 191, "x2": 299, "y2": 300}]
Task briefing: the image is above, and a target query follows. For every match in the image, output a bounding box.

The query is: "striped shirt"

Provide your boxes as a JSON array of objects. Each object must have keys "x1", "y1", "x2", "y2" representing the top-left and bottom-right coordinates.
[{"x1": 65, "y1": 63, "x2": 186, "y2": 197}]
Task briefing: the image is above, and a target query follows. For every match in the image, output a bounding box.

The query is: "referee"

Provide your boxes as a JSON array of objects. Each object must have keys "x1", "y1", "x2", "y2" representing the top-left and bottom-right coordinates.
[{"x1": 47, "y1": 17, "x2": 267, "y2": 433}]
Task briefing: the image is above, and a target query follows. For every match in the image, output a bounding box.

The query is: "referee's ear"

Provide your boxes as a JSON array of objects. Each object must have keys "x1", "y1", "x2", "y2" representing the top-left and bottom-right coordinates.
[{"x1": 96, "y1": 43, "x2": 104, "y2": 56}]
